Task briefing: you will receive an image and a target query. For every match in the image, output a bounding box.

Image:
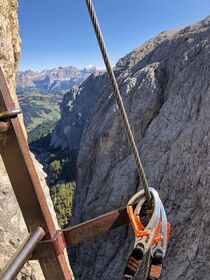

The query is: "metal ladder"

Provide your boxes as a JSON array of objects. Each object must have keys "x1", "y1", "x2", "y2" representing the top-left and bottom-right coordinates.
[{"x1": 0, "y1": 67, "x2": 129, "y2": 280}]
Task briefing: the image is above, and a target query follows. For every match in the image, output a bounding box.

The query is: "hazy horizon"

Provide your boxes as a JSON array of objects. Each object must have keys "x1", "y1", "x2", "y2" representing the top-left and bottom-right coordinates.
[{"x1": 18, "y1": 64, "x2": 105, "y2": 72}]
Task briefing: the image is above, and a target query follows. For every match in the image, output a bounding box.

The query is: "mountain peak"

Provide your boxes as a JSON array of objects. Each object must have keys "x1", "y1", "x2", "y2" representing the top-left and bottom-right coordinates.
[
  {"x1": 17, "y1": 65, "x2": 96, "y2": 93},
  {"x1": 85, "y1": 64, "x2": 94, "y2": 70}
]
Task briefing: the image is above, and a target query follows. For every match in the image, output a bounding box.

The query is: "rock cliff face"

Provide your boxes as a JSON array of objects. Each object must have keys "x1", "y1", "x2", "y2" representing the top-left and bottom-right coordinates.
[
  {"x1": 51, "y1": 71, "x2": 106, "y2": 151},
  {"x1": 0, "y1": 0, "x2": 20, "y2": 102},
  {"x1": 68, "y1": 16, "x2": 210, "y2": 279},
  {"x1": 0, "y1": 1, "x2": 61, "y2": 279},
  {"x1": 38, "y1": 71, "x2": 106, "y2": 186}
]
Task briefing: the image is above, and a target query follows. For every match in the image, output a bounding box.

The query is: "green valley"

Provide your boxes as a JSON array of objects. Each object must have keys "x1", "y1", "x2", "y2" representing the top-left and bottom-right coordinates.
[
  {"x1": 18, "y1": 90, "x2": 76, "y2": 228},
  {"x1": 18, "y1": 91, "x2": 65, "y2": 143}
]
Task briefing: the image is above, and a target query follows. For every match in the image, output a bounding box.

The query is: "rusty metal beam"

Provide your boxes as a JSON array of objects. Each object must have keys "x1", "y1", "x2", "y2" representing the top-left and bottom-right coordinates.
[
  {"x1": 0, "y1": 68, "x2": 72, "y2": 280},
  {"x1": 31, "y1": 207, "x2": 129, "y2": 260},
  {"x1": 62, "y1": 207, "x2": 129, "y2": 246},
  {"x1": 0, "y1": 228, "x2": 45, "y2": 280}
]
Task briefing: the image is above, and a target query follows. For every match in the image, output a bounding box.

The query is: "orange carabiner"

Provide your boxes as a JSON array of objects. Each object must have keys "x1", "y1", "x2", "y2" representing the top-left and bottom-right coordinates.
[
  {"x1": 127, "y1": 205, "x2": 149, "y2": 238},
  {"x1": 128, "y1": 205, "x2": 171, "y2": 246},
  {"x1": 153, "y1": 221, "x2": 171, "y2": 245},
  {"x1": 153, "y1": 221, "x2": 163, "y2": 244}
]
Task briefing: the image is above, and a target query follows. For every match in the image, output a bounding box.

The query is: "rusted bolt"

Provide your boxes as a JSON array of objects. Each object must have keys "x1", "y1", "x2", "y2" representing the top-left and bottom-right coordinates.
[{"x1": 0, "y1": 121, "x2": 10, "y2": 133}]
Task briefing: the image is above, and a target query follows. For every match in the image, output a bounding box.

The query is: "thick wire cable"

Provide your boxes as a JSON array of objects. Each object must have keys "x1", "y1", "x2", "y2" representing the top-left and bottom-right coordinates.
[
  {"x1": 85, "y1": 0, "x2": 152, "y2": 205},
  {"x1": 142, "y1": 250, "x2": 151, "y2": 280}
]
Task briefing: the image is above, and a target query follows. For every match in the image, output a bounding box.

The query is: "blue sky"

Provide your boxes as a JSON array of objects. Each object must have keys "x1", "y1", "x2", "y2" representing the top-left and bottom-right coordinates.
[{"x1": 18, "y1": 0, "x2": 210, "y2": 71}]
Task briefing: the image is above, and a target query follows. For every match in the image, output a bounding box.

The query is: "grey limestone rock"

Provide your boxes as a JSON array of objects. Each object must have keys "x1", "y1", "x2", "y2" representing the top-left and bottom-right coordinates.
[
  {"x1": 51, "y1": 71, "x2": 107, "y2": 153},
  {"x1": 68, "y1": 16, "x2": 210, "y2": 280}
]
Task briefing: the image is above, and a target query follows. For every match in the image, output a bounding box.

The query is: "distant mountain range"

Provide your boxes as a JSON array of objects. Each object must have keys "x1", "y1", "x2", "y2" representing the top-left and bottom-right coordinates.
[{"x1": 17, "y1": 65, "x2": 97, "y2": 92}]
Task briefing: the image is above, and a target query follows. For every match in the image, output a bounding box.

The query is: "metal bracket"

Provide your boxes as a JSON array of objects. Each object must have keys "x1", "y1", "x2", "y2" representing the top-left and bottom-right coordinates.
[
  {"x1": 0, "y1": 121, "x2": 10, "y2": 133},
  {"x1": 31, "y1": 231, "x2": 66, "y2": 260},
  {"x1": 30, "y1": 207, "x2": 130, "y2": 260},
  {"x1": 0, "y1": 108, "x2": 22, "y2": 121}
]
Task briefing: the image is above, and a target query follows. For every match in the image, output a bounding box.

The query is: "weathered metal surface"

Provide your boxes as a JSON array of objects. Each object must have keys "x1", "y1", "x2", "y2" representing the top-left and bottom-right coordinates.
[
  {"x1": 0, "y1": 68, "x2": 53, "y2": 233},
  {"x1": 0, "y1": 108, "x2": 22, "y2": 120},
  {"x1": 31, "y1": 231, "x2": 66, "y2": 260},
  {"x1": 0, "y1": 227, "x2": 45, "y2": 280},
  {"x1": 0, "y1": 68, "x2": 72, "y2": 280},
  {"x1": 31, "y1": 207, "x2": 129, "y2": 260},
  {"x1": 62, "y1": 207, "x2": 129, "y2": 246},
  {"x1": 0, "y1": 121, "x2": 9, "y2": 133}
]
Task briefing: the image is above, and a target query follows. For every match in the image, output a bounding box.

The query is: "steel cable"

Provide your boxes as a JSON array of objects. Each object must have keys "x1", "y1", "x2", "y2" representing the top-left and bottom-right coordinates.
[
  {"x1": 142, "y1": 249, "x2": 151, "y2": 280},
  {"x1": 85, "y1": 0, "x2": 152, "y2": 205}
]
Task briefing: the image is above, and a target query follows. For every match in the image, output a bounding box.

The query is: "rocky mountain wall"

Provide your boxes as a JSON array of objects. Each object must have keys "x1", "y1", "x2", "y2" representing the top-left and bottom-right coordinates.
[
  {"x1": 51, "y1": 71, "x2": 107, "y2": 152},
  {"x1": 0, "y1": 1, "x2": 64, "y2": 279},
  {"x1": 68, "y1": 16, "x2": 210, "y2": 280}
]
